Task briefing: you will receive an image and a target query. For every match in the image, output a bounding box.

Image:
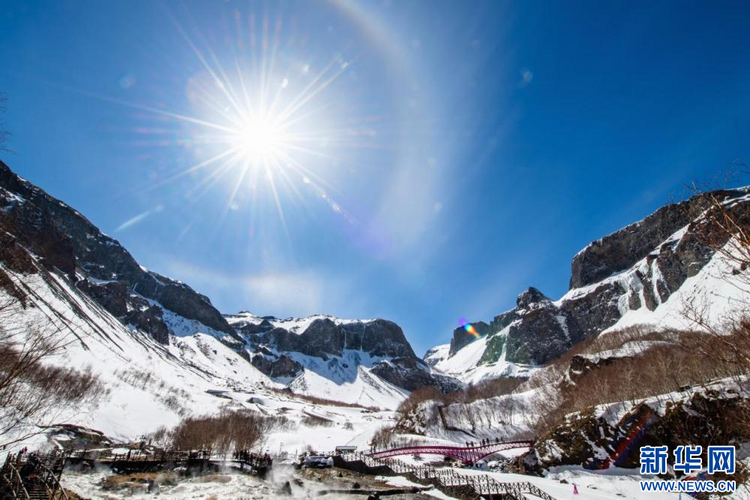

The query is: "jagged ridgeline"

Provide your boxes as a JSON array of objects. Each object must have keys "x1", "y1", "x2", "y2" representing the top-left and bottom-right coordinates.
[
  {"x1": 428, "y1": 187, "x2": 750, "y2": 383},
  {"x1": 0, "y1": 160, "x2": 458, "y2": 415}
]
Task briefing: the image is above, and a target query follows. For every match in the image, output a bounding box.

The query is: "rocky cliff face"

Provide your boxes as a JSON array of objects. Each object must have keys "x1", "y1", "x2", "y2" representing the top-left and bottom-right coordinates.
[
  {"x1": 449, "y1": 321, "x2": 489, "y2": 356},
  {"x1": 568, "y1": 192, "x2": 738, "y2": 289},
  {"x1": 266, "y1": 318, "x2": 416, "y2": 359},
  {"x1": 438, "y1": 188, "x2": 750, "y2": 370},
  {"x1": 369, "y1": 357, "x2": 464, "y2": 393},
  {"x1": 227, "y1": 312, "x2": 459, "y2": 392},
  {"x1": 0, "y1": 161, "x2": 457, "y2": 398},
  {"x1": 0, "y1": 161, "x2": 234, "y2": 344}
]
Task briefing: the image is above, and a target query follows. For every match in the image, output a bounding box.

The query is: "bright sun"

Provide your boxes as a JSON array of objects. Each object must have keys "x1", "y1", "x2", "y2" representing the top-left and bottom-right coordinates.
[
  {"x1": 230, "y1": 115, "x2": 289, "y2": 164},
  {"x1": 146, "y1": 8, "x2": 362, "y2": 226}
]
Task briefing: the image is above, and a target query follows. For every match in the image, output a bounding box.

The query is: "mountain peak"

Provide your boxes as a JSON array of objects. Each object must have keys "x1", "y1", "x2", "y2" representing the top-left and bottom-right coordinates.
[
  {"x1": 432, "y1": 186, "x2": 750, "y2": 381},
  {"x1": 516, "y1": 287, "x2": 549, "y2": 308}
]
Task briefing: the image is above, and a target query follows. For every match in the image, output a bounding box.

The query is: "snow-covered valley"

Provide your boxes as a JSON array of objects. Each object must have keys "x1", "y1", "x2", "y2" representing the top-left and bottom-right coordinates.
[{"x1": 1, "y1": 159, "x2": 750, "y2": 499}]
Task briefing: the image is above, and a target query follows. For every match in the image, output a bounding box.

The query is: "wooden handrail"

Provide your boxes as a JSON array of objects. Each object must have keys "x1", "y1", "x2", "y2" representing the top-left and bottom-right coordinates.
[
  {"x1": 339, "y1": 449, "x2": 558, "y2": 500},
  {"x1": 6, "y1": 461, "x2": 31, "y2": 500},
  {"x1": 0, "y1": 452, "x2": 70, "y2": 500},
  {"x1": 1, "y1": 472, "x2": 22, "y2": 499},
  {"x1": 35, "y1": 459, "x2": 69, "y2": 500}
]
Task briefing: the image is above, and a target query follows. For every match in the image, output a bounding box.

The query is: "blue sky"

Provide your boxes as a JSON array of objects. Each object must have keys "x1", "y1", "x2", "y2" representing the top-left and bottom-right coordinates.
[{"x1": 1, "y1": 0, "x2": 749, "y2": 355}]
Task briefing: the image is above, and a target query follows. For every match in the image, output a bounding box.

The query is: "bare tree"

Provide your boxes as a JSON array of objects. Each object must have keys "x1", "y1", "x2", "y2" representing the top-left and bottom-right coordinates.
[
  {"x1": 680, "y1": 170, "x2": 750, "y2": 372},
  {"x1": 0, "y1": 299, "x2": 104, "y2": 448},
  {"x1": 165, "y1": 409, "x2": 282, "y2": 453}
]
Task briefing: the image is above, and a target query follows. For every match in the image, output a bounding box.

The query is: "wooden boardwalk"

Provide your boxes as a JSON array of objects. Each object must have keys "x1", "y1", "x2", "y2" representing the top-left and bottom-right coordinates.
[
  {"x1": 0, "y1": 452, "x2": 68, "y2": 500},
  {"x1": 66, "y1": 449, "x2": 273, "y2": 475},
  {"x1": 337, "y1": 451, "x2": 557, "y2": 500}
]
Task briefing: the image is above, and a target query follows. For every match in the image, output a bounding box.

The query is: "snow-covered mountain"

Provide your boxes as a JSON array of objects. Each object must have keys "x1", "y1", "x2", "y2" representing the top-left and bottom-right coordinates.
[
  {"x1": 3, "y1": 155, "x2": 748, "y2": 459},
  {"x1": 225, "y1": 311, "x2": 461, "y2": 393},
  {"x1": 430, "y1": 188, "x2": 750, "y2": 383},
  {"x1": 0, "y1": 160, "x2": 456, "y2": 444}
]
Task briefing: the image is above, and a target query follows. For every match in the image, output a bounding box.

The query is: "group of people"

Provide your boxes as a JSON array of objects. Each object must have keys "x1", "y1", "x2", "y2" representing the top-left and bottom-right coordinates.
[
  {"x1": 232, "y1": 449, "x2": 272, "y2": 464},
  {"x1": 186, "y1": 449, "x2": 212, "y2": 460},
  {"x1": 464, "y1": 437, "x2": 500, "y2": 447}
]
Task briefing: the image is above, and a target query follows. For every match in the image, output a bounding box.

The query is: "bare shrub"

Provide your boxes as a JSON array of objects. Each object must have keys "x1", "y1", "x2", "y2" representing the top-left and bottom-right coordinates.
[
  {"x1": 149, "y1": 426, "x2": 172, "y2": 449},
  {"x1": 397, "y1": 377, "x2": 526, "y2": 419},
  {"x1": 370, "y1": 426, "x2": 395, "y2": 449},
  {"x1": 160, "y1": 409, "x2": 284, "y2": 453},
  {"x1": 449, "y1": 377, "x2": 525, "y2": 405},
  {"x1": 687, "y1": 180, "x2": 750, "y2": 291},
  {"x1": 116, "y1": 367, "x2": 192, "y2": 416},
  {"x1": 0, "y1": 301, "x2": 106, "y2": 447},
  {"x1": 370, "y1": 425, "x2": 424, "y2": 450},
  {"x1": 396, "y1": 386, "x2": 443, "y2": 416},
  {"x1": 532, "y1": 326, "x2": 747, "y2": 437}
]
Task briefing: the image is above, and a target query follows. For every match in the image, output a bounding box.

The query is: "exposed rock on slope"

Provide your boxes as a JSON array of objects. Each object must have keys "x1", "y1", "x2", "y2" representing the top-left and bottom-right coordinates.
[
  {"x1": 370, "y1": 357, "x2": 463, "y2": 393},
  {"x1": 226, "y1": 313, "x2": 460, "y2": 393},
  {"x1": 569, "y1": 191, "x2": 738, "y2": 289},
  {"x1": 433, "y1": 188, "x2": 750, "y2": 377},
  {"x1": 0, "y1": 160, "x2": 456, "y2": 401},
  {"x1": 259, "y1": 317, "x2": 416, "y2": 359},
  {"x1": 0, "y1": 161, "x2": 233, "y2": 344},
  {"x1": 524, "y1": 380, "x2": 750, "y2": 474},
  {"x1": 449, "y1": 321, "x2": 489, "y2": 355}
]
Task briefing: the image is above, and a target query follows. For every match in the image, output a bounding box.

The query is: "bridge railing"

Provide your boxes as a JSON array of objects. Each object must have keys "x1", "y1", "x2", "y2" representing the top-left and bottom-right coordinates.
[
  {"x1": 368, "y1": 440, "x2": 534, "y2": 464},
  {"x1": 1, "y1": 458, "x2": 31, "y2": 500},
  {"x1": 1, "y1": 451, "x2": 69, "y2": 500}
]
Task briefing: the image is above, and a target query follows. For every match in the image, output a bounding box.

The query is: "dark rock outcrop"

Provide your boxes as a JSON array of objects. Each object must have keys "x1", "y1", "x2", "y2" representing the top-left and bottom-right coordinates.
[
  {"x1": 344, "y1": 319, "x2": 417, "y2": 359},
  {"x1": 124, "y1": 306, "x2": 171, "y2": 345},
  {"x1": 370, "y1": 358, "x2": 463, "y2": 393},
  {"x1": 230, "y1": 314, "x2": 456, "y2": 393},
  {"x1": 0, "y1": 161, "x2": 234, "y2": 344},
  {"x1": 505, "y1": 297, "x2": 573, "y2": 365},
  {"x1": 250, "y1": 354, "x2": 303, "y2": 379},
  {"x1": 237, "y1": 317, "x2": 275, "y2": 336},
  {"x1": 569, "y1": 190, "x2": 744, "y2": 289},
  {"x1": 437, "y1": 188, "x2": 750, "y2": 368},
  {"x1": 269, "y1": 320, "x2": 343, "y2": 358},
  {"x1": 448, "y1": 321, "x2": 489, "y2": 356},
  {"x1": 527, "y1": 390, "x2": 750, "y2": 473},
  {"x1": 562, "y1": 282, "x2": 625, "y2": 338},
  {"x1": 246, "y1": 318, "x2": 417, "y2": 360},
  {"x1": 567, "y1": 354, "x2": 619, "y2": 382}
]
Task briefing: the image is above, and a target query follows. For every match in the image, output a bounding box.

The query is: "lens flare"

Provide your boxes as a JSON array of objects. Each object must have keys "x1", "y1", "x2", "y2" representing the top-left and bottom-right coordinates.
[{"x1": 458, "y1": 317, "x2": 481, "y2": 338}]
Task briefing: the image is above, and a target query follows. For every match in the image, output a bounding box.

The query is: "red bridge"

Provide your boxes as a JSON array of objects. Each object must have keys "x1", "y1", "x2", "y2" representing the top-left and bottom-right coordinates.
[{"x1": 369, "y1": 440, "x2": 533, "y2": 464}]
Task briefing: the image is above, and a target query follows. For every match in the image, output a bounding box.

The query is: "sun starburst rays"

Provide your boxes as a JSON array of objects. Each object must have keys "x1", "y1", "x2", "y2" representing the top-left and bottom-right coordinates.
[{"x1": 128, "y1": 6, "x2": 376, "y2": 238}]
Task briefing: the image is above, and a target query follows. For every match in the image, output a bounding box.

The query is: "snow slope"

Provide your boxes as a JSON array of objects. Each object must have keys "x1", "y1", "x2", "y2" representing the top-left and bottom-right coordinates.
[
  {"x1": 432, "y1": 210, "x2": 750, "y2": 384},
  {"x1": 288, "y1": 364, "x2": 408, "y2": 409},
  {"x1": 0, "y1": 257, "x2": 400, "y2": 452},
  {"x1": 601, "y1": 241, "x2": 748, "y2": 334}
]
